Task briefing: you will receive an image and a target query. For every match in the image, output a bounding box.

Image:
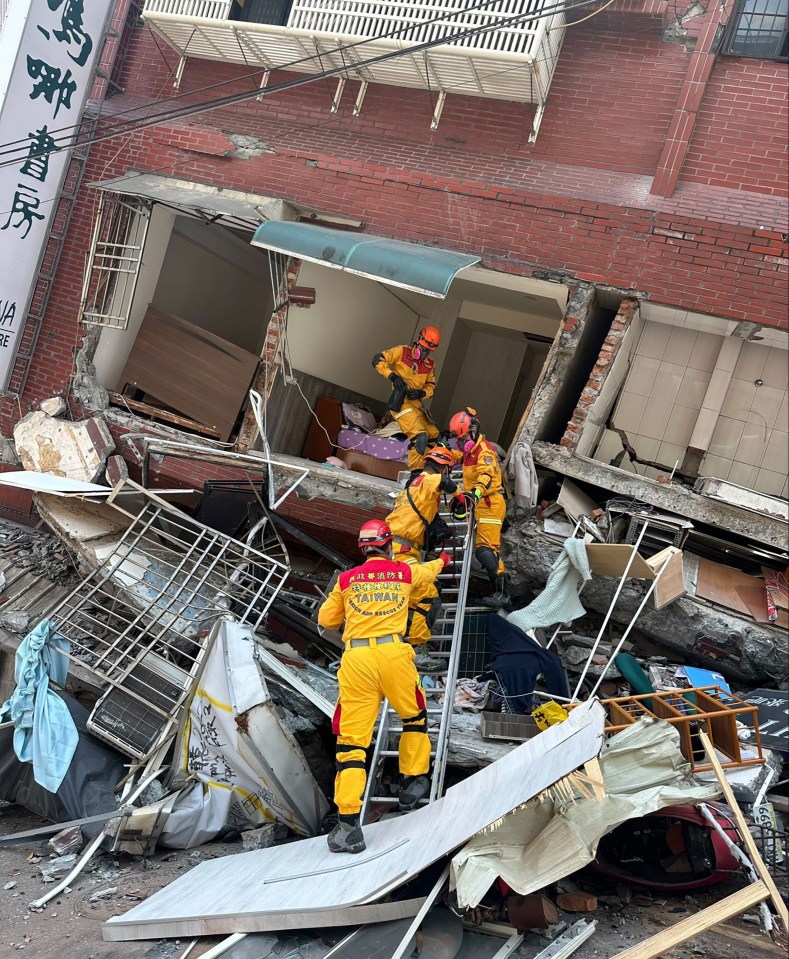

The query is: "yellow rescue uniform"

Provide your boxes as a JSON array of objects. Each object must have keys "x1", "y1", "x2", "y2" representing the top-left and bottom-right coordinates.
[
  {"x1": 317, "y1": 554, "x2": 443, "y2": 816},
  {"x1": 386, "y1": 471, "x2": 458, "y2": 645},
  {"x1": 462, "y1": 437, "x2": 506, "y2": 575},
  {"x1": 375, "y1": 345, "x2": 439, "y2": 471}
]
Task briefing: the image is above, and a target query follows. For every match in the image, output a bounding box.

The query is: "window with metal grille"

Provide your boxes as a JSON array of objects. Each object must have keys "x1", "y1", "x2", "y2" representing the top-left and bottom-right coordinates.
[
  {"x1": 722, "y1": 0, "x2": 788, "y2": 59},
  {"x1": 80, "y1": 192, "x2": 151, "y2": 329}
]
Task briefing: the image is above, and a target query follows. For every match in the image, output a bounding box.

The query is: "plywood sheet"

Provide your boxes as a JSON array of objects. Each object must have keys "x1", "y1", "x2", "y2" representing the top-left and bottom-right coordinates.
[
  {"x1": 645, "y1": 547, "x2": 685, "y2": 610},
  {"x1": 103, "y1": 701, "x2": 605, "y2": 942},
  {"x1": 585, "y1": 544, "x2": 656, "y2": 579},
  {"x1": 696, "y1": 558, "x2": 758, "y2": 618},
  {"x1": 117, "y1": 307, "x2": 260, "y2": 441}
]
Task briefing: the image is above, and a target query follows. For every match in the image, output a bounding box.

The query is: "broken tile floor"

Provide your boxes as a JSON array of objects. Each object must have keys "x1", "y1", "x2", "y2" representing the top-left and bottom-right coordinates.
[{"x1": 0, "y1": 803, "x2": 784, "y2": 959}]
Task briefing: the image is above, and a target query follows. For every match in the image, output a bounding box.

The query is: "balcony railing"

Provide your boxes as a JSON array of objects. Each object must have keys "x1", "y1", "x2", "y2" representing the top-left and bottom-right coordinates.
[{"x1": 143, "y1": 0, "x2": 566, "y2": 136}]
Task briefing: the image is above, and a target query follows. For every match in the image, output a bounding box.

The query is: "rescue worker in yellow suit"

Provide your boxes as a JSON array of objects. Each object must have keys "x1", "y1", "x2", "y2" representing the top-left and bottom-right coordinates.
[
  {"x1": 385, "y1": 446, "x2": 460, "y2": 647},
  {"x1": 448, "y1": 407, "x2": 511, "y2": 609},
  {"x1": 317, "y1": 519, "x2": 451, "y2": 854},
  {"x1": 373, "y1": 326, "x2": 441, "y2": 473}
]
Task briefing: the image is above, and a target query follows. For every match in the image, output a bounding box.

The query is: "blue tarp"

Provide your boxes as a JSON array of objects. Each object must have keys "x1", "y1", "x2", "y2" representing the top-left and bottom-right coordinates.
[
  {"x1": 251, "y1": 222, "x2": 479, "y2": 297},
  {"x1": 0, "y1": 619, "x2": 78, "y2": 793}
]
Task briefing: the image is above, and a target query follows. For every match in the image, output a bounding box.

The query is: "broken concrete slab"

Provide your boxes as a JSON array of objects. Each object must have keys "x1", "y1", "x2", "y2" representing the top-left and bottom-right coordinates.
[
  {"x1": 105, "y1": 454, "x2": 129, "y2": 486},
  {"x1": 103, "y1": 700, "x2": 604, "y2": 941},
  {"x1": 39, "y1": 396, "x2": 67, "y2": 417},
  {"x1": 502, "y1": 523, "x2": 788, "y2": 686},
  {"x1": 531, "y1": 443, "x2": 787, "y2": 550},
  {"x1": 14, "y1": 411, "x2": 114, "y2": 483}
]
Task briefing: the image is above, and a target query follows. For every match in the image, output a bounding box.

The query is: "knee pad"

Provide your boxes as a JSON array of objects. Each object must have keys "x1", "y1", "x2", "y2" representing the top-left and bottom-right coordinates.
[
  {"x1": 413, "y1": 432, "x2": 429, "y2": 456},
  {"x1": 476, "y1": 547, "x2": 499, "y2": 579},
  {"x1": 401, "y1": 708, "x2": 427, "y2": 734}
]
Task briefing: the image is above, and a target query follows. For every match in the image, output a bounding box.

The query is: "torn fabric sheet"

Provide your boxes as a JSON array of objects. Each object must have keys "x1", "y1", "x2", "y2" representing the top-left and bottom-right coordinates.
[
  {"x1": 450, "y1": 717, "x2": 720, "y2": 908},
  {"x1": 0, "y1": 619, "x2": 78, "y2": 793},
  {"x1": 510, "y1": 441, "x2": 539, "y2": 511},
  {"x1": 507, "y1": 537, "x2": 591, "y2": 633},
  {"x1": 154, "y1": 620, "x2": 328, "y2": 847}
]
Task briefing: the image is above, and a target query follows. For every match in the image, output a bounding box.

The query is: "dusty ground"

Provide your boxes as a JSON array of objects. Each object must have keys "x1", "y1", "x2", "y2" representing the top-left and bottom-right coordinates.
[{"x1": 0, "y1": 804, "x2": 785, "y2": 959}]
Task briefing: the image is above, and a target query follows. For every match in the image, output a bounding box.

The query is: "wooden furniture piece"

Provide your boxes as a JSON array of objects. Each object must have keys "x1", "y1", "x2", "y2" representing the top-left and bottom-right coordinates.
[
  {"x1": 301, "y1": 395, "x2": 344, "y2": 462},
  {"x1": 600, "y1": 686, "x2": 765, "y2": 772},
  {"x1": 117, "y1": 307, "x2": 260, "y2": 442}
]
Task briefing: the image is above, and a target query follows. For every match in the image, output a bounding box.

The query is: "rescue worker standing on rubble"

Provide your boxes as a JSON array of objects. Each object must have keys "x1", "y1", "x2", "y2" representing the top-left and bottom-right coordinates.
[
  {"x1": 373, "y1": 326, "x2": 441, "y2": 474},
  {"x1": 448, "y1": 407, "x2": 511, "y2": 609},
  {"x1": 385, "y1": 446, "x2": 459, "y2": 647},
  {"x1": 317, "y1": 520, "x2": 450, "y2": 854}
]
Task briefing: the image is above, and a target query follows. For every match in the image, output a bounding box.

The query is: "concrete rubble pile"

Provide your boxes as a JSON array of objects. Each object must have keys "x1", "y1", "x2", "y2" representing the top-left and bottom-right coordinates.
[{"x1": 0, "y1": 412, "x2": 786, "y2": 959}]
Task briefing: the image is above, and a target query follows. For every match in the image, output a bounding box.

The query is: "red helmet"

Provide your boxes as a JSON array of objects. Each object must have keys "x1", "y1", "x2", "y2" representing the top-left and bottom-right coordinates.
[
  {"x1": 424, "y1": 445, "x2": 455, "y2": 469},
  {"x1": 417, "y1": 326, "x2": 441, "y2": 351},
  {"x1": 448, "y1": 408, "x2": 478, "y2": 439},
  {"x1": 358, "y1": 519, "x2": 394, "y2": 553}
]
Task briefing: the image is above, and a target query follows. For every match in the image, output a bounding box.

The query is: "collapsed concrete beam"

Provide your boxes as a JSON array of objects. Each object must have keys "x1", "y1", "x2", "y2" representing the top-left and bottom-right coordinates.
[
  {"x1": 532, "y1": 442, "x2": 787, "y2": 550},
  {"x1": 502, "y1": 522, "x2": 788, "y2": 686}
]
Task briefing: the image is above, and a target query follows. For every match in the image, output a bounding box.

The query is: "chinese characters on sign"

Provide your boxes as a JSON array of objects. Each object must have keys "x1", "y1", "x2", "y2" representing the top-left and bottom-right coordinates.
[{"x1": 0, "y1": 0, "x2": 112, "y2": 389}]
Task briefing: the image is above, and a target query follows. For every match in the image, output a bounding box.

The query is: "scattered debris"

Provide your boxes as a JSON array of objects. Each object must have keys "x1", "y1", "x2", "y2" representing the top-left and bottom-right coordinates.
[{"x1": 13, "y1": 411, "x2": 114, "y2": 483}]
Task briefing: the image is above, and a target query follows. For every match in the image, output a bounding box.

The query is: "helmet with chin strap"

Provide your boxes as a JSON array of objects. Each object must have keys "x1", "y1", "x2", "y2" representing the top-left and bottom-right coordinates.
[
  {"x1": 448, "y1": 408, "x2": 480, "y2": 453},
  {"x1": 416, "y1": 326, "x2": 440, "y2": 351},
  {"x1": 423, "y1": 445, "x2": 455, "y2": 470},
  {"x1": 358, "y1": 519, "x2": 394, "y2": 555}
]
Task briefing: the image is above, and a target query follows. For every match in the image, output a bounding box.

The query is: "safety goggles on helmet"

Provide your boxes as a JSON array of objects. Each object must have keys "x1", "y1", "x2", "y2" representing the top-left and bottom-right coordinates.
[
  {"x1": 424, "y1": 445, "x2": 455, "y2": 469},
  {"x1": 416, "y1": 326, "x2": 440, "y2": 351},
  {"x1": 358, "y1": 519, "x2": 394, "y2": 552}
]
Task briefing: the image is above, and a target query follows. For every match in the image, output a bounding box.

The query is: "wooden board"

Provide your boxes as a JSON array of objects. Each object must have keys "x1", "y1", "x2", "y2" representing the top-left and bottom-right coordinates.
[
  {"x1": 645, "y1": 546, "x2": 685, "y2": 609},
  {"x1": 609, "y1": 881, "x2": 770, "y2": 959},
  {"x1": 117, "y1": 307, "x2": 260, "y2": 442},
  {"x1": 103, "y1": 701, "x2": 605, "y2": 942},
  {"x1": 585, "y1": 544, "x2": 656, "y2": 580},
  {"x1": 696, "y1": 558, "x2": 761, "y2": 618}
]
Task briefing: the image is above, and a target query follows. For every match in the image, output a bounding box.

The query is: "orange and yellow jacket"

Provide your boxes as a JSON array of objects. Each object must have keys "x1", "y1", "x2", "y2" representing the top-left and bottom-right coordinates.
[
  {"x1": 318, "y1": 554, "x2": 444, "y2": 641},
  {"x1": 386, "y1": 471, "x2": 459, "y2": 548},
  {"x1": 374, "y1": 345, "x2": 436, "y2": 405},
  {"x1": 460, "y1": 437, "x2": 504, "y2": 498}
]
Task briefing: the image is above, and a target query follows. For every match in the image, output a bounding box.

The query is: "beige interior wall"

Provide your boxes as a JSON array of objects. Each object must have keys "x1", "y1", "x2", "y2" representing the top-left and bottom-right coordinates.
[
  {"x1": 92, "y1": 204, "x2": 176, "y2": 390},
  {"x1": 598, "y1": 319, "x2": 788, "y2": 497},
  {"x1": 151, "y1": 221, "x2": 273, "y2": 355},
  {"x1": 284, "y1": 263, "x2": 420, "y2": 402}
]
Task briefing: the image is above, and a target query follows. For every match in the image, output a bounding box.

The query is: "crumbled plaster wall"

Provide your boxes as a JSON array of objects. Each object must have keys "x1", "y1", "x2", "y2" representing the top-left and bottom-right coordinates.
[{"x1": 72, "y1": 326, "x2": 109, "y2": 411}]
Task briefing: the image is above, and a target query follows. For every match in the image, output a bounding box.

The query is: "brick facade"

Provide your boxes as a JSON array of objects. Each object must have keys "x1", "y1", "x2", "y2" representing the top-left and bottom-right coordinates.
[{"x1": 1, "y1": 2, "x2": 786, "y2": 447}]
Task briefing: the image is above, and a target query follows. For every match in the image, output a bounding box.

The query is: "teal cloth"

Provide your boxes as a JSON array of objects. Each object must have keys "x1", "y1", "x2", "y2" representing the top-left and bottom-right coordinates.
[
  {"x1": 0, "y1": 619, "x2": 78, "y2": 793},
  {"x1": 506, "y1": 538, "x2": 592, "y2": 633}
]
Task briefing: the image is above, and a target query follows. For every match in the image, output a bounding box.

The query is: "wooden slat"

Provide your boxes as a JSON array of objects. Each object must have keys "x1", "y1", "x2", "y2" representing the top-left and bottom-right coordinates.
[
  {"x1": 610, "y1": 882, "x2": 770, "y2": 959},
  {"x1": 117, "y1": 307, "x2": 259, "y2": 442},
  {"x1": 699, "y1": 731, "x2": 789, "y2": 931},
  {"x1": 108, "y1": 392, "x2": 221, "y2": 439}
]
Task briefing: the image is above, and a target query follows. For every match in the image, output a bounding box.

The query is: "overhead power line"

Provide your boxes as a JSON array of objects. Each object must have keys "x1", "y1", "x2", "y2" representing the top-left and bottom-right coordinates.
[{"x1": 0, "y1": 0, "x2": 600, "y2": 170}]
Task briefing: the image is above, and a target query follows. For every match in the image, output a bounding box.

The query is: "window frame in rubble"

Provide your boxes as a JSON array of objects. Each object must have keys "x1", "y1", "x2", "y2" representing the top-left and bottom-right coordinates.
[
  {"x1": 80, "y1": 191, "x2": 151, "y2": 330},
  {"x1": 720, "y1": 0, "x2": 789, "y2": 59}
]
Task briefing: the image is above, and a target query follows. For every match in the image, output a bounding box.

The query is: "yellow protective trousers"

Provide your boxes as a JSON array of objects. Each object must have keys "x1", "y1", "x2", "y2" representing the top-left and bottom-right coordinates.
[
  {"x1": 476, "y1": 494, "x2": 507, "y2": 575},
  {"x1": 332, "y1": 640, "x2": 430, "y2": 816},
  {"x1": 391, "y1": 405, "x2": 440, "y2": 472},
  {"x1": 398, "y1": 548, "x2": 440, "y2": 646}
]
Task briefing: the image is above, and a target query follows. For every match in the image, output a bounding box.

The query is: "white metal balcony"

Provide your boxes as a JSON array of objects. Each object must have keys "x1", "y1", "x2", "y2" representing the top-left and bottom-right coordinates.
[{"x1": 143, "y1": 0, "x2": 566, "y2": 138}]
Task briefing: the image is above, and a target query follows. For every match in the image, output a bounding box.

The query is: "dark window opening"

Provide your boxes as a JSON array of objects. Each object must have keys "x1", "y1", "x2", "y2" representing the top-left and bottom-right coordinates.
[{"x1": 721, "y1": 0, "x2": 788, "y2": 59}]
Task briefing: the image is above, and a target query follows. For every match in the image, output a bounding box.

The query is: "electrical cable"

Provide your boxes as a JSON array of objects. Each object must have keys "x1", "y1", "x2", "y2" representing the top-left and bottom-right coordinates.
[
  {"x1": 0, "y1": 0, "x2": 606, "y2": 169},
  {"x1": 0, "y1": 0, "x2": 578, "y2": 158}
]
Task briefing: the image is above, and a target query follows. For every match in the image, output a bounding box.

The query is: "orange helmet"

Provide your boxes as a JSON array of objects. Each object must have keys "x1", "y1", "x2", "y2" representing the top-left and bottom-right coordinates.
[
  {"x1": 424, "y1": 445, "x2": 455, "y2": 469},
  {"x1": 448, "y1": 408, "x2": 478, "y2": 439},
  {"x1": 416, "y1": 326, "x2": 440, "y2": 351},
  {"x1": 358, "y1": 519, "x2": 393, "y2": 553}
]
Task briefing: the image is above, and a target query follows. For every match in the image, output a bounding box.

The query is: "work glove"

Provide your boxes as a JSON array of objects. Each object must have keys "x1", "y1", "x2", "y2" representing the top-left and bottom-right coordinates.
[
  {"x1": 406, "y1": 388, "x2": 426, "y2": 400},
  {"x1": 439, "y1": 551, "x2": 452, "y2": 568},
  {"x1": 389, "y1": 373, "x2": 407, "y2": 391},
  {"x1": 472, "y1": 488, "x2": 483, "y2": 505}
]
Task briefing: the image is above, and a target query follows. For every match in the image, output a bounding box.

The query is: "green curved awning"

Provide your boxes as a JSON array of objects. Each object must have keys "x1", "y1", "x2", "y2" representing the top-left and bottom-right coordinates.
[{"x1": 251, "y1": 221, "x2": 479, "y2": 298}]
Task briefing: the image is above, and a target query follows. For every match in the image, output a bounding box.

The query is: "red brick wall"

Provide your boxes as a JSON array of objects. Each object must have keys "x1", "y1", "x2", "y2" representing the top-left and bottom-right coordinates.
[
  {"x1": 1, "y1": 8, "x2": 786, "y2": 434},
  {"x1": 682, "y1": 57, "x2": 789, "y2": 194}
]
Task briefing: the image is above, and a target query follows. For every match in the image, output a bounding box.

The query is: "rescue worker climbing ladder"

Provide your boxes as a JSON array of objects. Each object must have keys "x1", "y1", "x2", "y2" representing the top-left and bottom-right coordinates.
[
  {"x1": 385, "y1": 445, "x2": 460, "y2": 646},
  {"x1": 449, "y1": 407, "x2": 511, "y2": 609},
  {"x1": 317, "y1": 520, "x2": 450, "y2": 854},
  {"x1": 374, "y1": 326, "x2": 441, "y2": 473}
]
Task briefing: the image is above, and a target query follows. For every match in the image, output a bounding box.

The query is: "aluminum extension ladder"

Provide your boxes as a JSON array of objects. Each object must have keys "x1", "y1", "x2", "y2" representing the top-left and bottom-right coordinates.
[{"x1": 361, "y1": 504, "x2": 487, "y2": 823}]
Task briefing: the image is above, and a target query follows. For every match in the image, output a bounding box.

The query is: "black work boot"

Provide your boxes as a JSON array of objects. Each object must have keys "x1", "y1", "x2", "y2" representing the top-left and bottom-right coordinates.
[
  {"x1": 479, "y1": 574, "x2": 512, "y2": 609},
  {"x1": 399, "y1": 774, "x2": 430, "y2": 811},
  {"x1": 327, "y1": 814, "x2": 366, "y2": 854}
]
